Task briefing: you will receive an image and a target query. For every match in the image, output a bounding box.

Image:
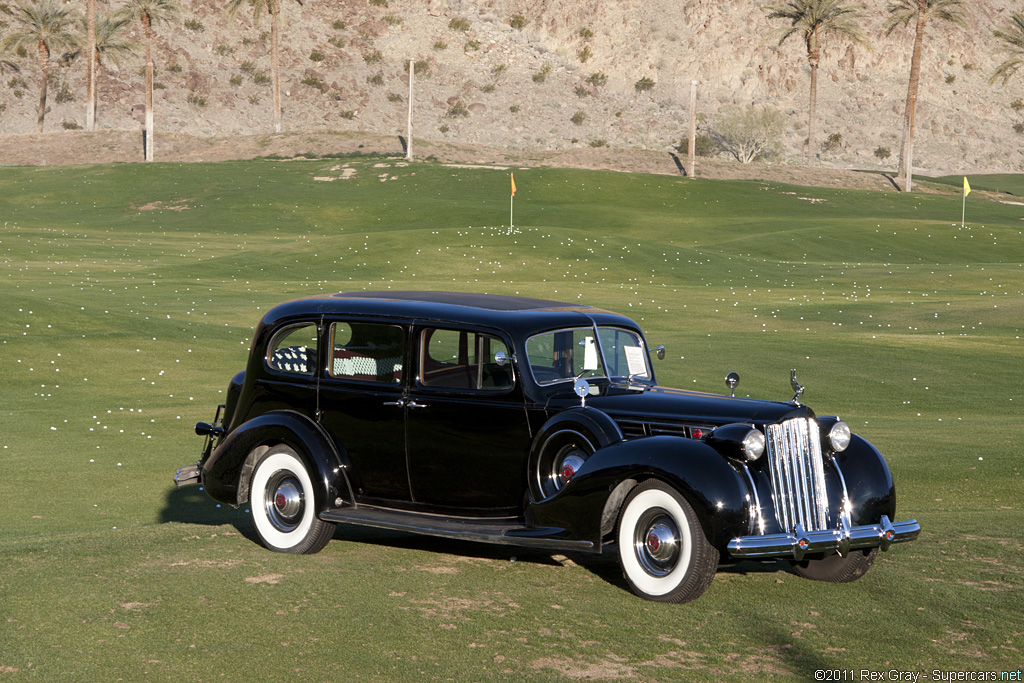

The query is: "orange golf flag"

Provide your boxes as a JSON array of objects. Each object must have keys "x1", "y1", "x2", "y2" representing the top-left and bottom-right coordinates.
[{"x1": 511, "y1": 173, "x2": 517, "y2": 196}]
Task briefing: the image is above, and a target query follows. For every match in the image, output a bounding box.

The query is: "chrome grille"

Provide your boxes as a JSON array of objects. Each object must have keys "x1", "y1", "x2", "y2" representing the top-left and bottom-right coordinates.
[{"x1": 765, "y1": 418, "x2": 828, "y2": 532}]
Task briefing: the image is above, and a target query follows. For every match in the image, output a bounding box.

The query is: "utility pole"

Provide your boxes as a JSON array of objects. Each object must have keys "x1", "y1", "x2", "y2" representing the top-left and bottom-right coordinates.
[
  {"x1": 406, "y1": 59, "x2": 413, "y2": 161},
  {"x1": 687, "y1": 80, "x2": 697, "y2": 178}
]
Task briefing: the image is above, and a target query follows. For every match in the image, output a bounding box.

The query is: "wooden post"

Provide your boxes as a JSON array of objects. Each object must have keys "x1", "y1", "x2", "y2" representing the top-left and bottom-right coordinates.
[
  {"x1": 687, "y1": 80, "x2": 697, "y2": 178},
  {"x1": 86, "y1": 0, "x2": 96, "y2": 131},
  {"x1": 406, "y1": 59, "x2": 414, "y2": 161}
]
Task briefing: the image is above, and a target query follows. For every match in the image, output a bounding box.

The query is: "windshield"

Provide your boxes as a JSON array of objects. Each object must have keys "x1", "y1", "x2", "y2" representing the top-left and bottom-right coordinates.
[{"x1": 526, "y1": 326, "x2": 650, "y2": 385}]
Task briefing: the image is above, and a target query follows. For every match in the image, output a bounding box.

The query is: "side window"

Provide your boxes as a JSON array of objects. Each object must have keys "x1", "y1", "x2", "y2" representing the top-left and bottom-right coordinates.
[
  {"x1": 268, "y1": 323, "x2": 318, "y2": 376},
  {"x1": 419, "y1": 328, "x2": 513, "y2": 391},
  {"x1": 329, "y1": 322, "x2": 405, "y2": 384}
]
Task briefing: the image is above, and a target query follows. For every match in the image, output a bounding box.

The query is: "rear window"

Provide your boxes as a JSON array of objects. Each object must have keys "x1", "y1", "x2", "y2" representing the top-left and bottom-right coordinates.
[{"x1": 267, "y1": 323, "x2": 318, "y2": 376}]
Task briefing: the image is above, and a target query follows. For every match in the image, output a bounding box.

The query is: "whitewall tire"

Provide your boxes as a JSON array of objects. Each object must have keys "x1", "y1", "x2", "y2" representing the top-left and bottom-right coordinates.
[
  {"x1": 616, "y1": 480, "x2": 718, "y2": 603},
  {"x1": 250, "y1": 446, "x2": 335, "y2": 554}
]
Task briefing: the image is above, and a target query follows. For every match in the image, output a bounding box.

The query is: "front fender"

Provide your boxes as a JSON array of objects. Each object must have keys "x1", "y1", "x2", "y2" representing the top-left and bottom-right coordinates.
[
  {"x1": 202, "y1": 410, "x2": 353, "y2": 511},
  {"x1": 834, "y1": 434, "x2": 897, "y2": 525},
  {"x1": 526, "y1": 435, "x2": 749, "y2": 551}
]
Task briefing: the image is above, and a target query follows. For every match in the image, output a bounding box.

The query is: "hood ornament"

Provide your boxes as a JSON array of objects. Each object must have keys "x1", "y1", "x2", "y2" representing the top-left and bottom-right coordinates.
[{"x1": 790, "y1": 369, "x2": 805, "y2": 404}]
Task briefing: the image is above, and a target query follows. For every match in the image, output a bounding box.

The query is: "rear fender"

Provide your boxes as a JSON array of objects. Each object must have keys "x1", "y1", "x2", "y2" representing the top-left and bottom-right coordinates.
[
  {"x1": 526, "y1": 435, "x2": 750, "y2": 550},
  {"x1": 202, "y1": 411, "x2": 354, "y2": 510}
]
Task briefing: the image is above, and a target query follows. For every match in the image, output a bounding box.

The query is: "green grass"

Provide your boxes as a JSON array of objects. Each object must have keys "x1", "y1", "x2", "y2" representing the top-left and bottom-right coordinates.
[
  {"x1": 1, "y1": 158, "x2": 1022, "y2": 680},
  {"x1": 926, "y1": 172, "x2": 1024, "y2": 196}
]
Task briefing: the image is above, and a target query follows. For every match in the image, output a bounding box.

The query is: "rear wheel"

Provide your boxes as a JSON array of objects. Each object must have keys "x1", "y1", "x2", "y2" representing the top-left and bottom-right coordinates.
[
  {"x1": 790, "y1": 548, "x2": 877, "y2": 583},
  {"x1": 250, "y1": 446, "x2": 335, "y2": 554},
  {"x1": 616, "y1": 480, "x2": 718, "y2": 603}
]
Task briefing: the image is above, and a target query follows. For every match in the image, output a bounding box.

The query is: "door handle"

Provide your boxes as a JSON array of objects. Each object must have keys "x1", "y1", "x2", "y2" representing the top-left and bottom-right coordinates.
[
  {"x1": 383, "y1": 399, "x2": 405, "y2": 407},
  {"x1": 407, "y1": 400, "x2": 428, "y2": 409}
]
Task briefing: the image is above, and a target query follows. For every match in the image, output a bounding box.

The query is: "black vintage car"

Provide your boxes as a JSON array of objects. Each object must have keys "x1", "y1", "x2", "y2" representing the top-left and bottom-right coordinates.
[{"x1": 176, "y1": 291, "x2": 919, "y2": 603}]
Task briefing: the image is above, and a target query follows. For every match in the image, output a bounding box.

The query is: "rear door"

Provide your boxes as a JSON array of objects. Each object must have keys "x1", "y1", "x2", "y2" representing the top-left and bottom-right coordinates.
[{"x1": 318, "y1": 319, "x2": 411, "y2": 503}]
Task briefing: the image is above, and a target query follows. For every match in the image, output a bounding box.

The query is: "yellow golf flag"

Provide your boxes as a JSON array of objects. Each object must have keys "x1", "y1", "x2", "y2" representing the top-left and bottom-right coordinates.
[
  {"x1": 511, "y1": 173, "x2": 517, "y2": 196},
  {"x1": 963, "y1": 177, "x2": 971, "y2": 197}
]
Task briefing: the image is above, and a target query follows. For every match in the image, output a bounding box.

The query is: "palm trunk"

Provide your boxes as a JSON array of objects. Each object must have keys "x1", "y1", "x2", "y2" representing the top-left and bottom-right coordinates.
[
  {"x1": 36, "y1": 41, "x2": 48, "y2": 133},
  {"x1": 144, "y1": 15, "x2": 154, "y2": 161},
  {"x1": 897, "y1": 7, "x2": 928, "y2": 185},
  {"x1": 86, "y1": 0, "x2": 96, "y2": 131},
  {"x1": 93, "y1": 54, "x2": 101, "y2": 125},
  {"x1": 806, "y1": 33, "x2": 821, "y2": 166},
  {"x1": 808, "y1": 57, "x2": 818, "y2": 165},
  {"x1": 271, "y1": 6, "x2": 281, "y2": 134}
]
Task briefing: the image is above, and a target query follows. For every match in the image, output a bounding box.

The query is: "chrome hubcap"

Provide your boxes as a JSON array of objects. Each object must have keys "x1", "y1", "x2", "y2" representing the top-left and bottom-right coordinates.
[
  {"x1": 645, "y1": 523, "x2": 677, "y2": 562},
  {"x1": 265, "y1": 474, "x2": 304, "y2": 532},
  {"x1": 556, "y1": 452, "x2": 587, "y2": 488},
  {"x1": 634, "y1": 510, "x2": 680, "y2": 577}
]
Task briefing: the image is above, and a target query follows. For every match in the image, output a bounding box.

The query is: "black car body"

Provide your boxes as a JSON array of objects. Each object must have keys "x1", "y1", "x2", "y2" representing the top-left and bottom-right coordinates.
[{"x1": 176, "y1": 291, "x2": 919, "y2": 602}]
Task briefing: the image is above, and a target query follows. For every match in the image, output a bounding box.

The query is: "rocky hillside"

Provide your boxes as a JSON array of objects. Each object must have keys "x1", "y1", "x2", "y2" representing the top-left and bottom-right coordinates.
[{"x1": 1, "y1": 0, "x2": 1021, "y2": 172}]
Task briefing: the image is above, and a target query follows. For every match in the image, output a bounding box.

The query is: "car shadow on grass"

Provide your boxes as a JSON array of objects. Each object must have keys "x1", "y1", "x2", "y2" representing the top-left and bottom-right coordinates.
[
  {"x1": 160, "y1": 484, "x2": 586, "y2": 570},
  {"x1": 160, "y1": 485, "x2": 797, "y2": 594}
]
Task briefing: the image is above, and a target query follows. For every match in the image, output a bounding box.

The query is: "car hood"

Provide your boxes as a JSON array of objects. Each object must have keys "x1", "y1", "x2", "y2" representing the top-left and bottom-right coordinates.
[{"x1": 546, "y1": 382, "x2": 813, "y2": 427}]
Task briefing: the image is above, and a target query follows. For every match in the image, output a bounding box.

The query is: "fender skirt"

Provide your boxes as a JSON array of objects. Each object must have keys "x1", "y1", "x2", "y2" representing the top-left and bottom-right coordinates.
[
  {"x1": 201, "y1": 411, "x2": 353, "y2": 510},
  {"x1": 525, "y1": 435, "x2": 750, "y2": 551}
]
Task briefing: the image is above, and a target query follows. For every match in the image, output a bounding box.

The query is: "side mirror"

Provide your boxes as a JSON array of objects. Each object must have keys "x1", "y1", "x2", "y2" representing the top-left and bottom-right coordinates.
[
  {"x1": 495, "y1": 349, "x2": 508, "y2": 367},
  {"x1": 725, "y1": 371, "x2": 740, "y2": 397},
  {"x1": 654, "y1": 345, "x2": 665, "y2": 360}
]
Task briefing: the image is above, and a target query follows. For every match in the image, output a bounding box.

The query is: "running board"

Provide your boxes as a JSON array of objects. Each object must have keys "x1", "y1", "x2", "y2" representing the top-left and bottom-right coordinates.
[{"x1": 321, "y1": 507, "x2": 595, "y2": 551}]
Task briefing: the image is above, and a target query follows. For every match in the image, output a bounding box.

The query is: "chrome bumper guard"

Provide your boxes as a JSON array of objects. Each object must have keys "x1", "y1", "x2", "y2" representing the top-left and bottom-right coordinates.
[
  {"x1": 174, "y1": 464, "x2": 202, "y2": 487},
  {"x1": 727, "y1": 515, "x2": 921, "y2": 561}
]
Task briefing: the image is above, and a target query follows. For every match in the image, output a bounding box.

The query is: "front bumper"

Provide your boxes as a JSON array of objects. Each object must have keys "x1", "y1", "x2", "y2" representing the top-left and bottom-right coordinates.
[{"x1": 727, "y1": 515, "x2": 920, "y2": 561}]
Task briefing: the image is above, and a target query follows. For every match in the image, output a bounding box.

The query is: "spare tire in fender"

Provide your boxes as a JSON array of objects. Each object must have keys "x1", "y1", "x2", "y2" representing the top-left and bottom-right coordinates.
[{"x1": 528, "y1": 408, "x2": 623, "y2": 501}]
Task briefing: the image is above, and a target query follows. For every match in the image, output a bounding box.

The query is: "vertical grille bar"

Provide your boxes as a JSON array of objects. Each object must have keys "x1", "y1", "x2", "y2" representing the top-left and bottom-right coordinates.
[{"x1": 765, "y1": 418, "x2": 828, "y2": 532}]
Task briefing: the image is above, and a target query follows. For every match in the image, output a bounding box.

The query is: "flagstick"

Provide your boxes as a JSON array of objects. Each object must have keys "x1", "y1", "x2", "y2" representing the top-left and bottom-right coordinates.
[
  {"x1": 962, "y1": 192, "x2": 966, "y2": 229},
  {"x1": 509, "y1": 193, "x2": 514, "y2": 233}
]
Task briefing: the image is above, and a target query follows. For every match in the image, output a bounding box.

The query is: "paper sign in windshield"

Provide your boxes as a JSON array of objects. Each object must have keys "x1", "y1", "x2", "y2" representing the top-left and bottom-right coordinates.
[
  {"x1": 583, "y1": 336, "x2": 598, "y2": 371},
  {"x1": 624, "y1": 346, "x2": 647, "y2": 377}
]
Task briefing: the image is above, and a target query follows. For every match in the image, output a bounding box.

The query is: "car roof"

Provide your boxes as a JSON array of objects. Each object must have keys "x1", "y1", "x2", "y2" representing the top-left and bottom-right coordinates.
[
  {"x1": 257, "y1": 291, "x2": 639, "y2": 339},
  {"x1": 335, "y1": 290, "x2": 588, "y2": 311}
]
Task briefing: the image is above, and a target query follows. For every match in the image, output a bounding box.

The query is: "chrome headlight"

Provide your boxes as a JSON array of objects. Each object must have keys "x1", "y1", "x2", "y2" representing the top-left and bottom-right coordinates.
[
  {"x1": 706, "y1": 423, "x2": 766, "y2": 462},
  {"x1": 828, "y1": 420, "x2": 851, "y2": 452},
  {"x1": 742, "y1": 429, "x2": 765, "y2": 461}
]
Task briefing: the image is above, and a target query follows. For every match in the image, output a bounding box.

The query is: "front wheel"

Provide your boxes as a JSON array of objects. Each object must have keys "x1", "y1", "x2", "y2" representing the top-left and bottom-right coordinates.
[
  {"x1": 616, "y1": 480, "x2": 718, "y2": 603},
  {"x1": 250, "y1": 446, "x2": 335, "y2": 554},
  {"x1": 790, "y1": 547, "x2": 877, "y2": 583}
]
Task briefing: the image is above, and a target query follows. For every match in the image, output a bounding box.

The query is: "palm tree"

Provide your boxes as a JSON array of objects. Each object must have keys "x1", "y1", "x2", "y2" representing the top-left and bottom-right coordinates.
[
  {"x1": 766, "y1": 0, "x2": 868, "y2": 164},
  {"x1": 118, "y1": 0, "x2": 179, "y2": 161},
  {"x1": 225, "y1": 0, "x2": 304, "y2": 134},
  {"x1": 884, "y1": 0, "x2": 967, "y2": 186},
  {"x1": 0, "y1": 0, "x2": 79, "y2": 133},
  {"x1": 78, "y1": 11, "x2": 136, "y2": 127},
  {"x1": 991, "y1": 12, "x2": 1024, "y2": 86}
]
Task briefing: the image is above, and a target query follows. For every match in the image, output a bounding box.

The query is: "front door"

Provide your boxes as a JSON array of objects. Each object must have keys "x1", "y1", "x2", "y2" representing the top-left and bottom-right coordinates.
[{"x1": 405, "y1": 325, "x2": 532, "y2": 514}]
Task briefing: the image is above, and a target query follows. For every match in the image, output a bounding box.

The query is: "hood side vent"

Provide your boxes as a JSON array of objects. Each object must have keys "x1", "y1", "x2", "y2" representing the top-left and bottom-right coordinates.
[{"x1": 613, "y1": 419, "x2": 707, "y2": 440}]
